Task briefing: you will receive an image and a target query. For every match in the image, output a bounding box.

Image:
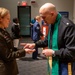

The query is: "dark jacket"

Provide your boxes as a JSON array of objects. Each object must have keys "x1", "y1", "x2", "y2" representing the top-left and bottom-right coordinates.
[
  {"x1": 35, "y1": 16, "x2": 75, "y2": 63},
  {"x1": 0, "y1": 28, "x2": 26, "y2": 75},
  {"x1": 11, "y1": 23, "x2": 20, "y2": 39},
  {"x1": 32, "y1": 21, "x2": 43, "y2": 41}
]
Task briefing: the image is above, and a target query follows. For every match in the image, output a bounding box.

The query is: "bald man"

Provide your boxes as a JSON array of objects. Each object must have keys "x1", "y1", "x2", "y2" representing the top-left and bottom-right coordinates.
[{"x1": 22, "y1": 3, "x2": 75, "y2": 75}]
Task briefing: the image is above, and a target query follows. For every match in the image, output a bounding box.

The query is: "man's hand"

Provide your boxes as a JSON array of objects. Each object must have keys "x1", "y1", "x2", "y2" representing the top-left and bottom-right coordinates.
[
  {"x1": 42, "y1": 49, "x2": 55, "y2": 57},
  {"x1": 20, "y1": 43, "x2": 35, "y2": 49},
  {"x1": 25, "y1": 48, "x2": 35, "y2": 54}
]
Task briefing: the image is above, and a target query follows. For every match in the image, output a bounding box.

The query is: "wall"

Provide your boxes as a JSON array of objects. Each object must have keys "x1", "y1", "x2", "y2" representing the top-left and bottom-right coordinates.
[
  {"x1": 31, "y1": 0, "x2": 74, "y2": 21},
  {"x1": 0, "y1": 0, "x2": 74, "y2": 32},
  {"x1": 73, "y1": 0, "x2": 75, "y2": 23}
]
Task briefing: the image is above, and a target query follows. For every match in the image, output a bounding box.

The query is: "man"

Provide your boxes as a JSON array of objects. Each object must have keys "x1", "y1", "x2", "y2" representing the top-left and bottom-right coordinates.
[{"x1": 22, "y1": 3, "x2": 75, "y2": 75}]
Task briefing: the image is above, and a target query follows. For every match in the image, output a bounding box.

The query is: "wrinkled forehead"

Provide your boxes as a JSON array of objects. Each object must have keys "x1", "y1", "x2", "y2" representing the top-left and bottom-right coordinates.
[
  {"x1": 39, "y1": 8, "x2": 49, "y2": 17},
  {"x1": 39, "y1": 8, "x2": 45, "y2": 14},
  {"x1": 39, "y1": 7, "x2": 45, "y2": 13}
]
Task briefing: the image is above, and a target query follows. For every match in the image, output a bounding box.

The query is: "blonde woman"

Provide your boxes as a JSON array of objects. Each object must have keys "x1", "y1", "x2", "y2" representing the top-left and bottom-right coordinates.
[{"x1": 0, "y1": 7, "x2": 35, "y2": 75}]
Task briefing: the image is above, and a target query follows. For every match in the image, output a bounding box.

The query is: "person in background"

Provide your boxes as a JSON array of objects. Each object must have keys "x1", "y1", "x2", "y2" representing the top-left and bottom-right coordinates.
[
  {"x1": 22, "y1": 3, "x2": 75, "y2": 75},
  {"x1": 11, "y1": 18, "x2": 20, "y2": 51},
  {"x1": 30, "y1": 17, "x2": 36, "y2": 40},
  {"x1": 32, "y1": 16, "x2": 43, "y2": 60},
  {"x1": 42, "y1": 19, "x2": 48, "y2": 26},
  {"x1": 0, "y1": 7, "x2": 35, "y2": 75}
]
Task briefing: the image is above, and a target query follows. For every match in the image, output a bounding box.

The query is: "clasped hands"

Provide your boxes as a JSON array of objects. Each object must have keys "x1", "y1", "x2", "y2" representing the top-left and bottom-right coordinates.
[{"x1": 21, "y1": 43, "x2": 54, "y2": 57}]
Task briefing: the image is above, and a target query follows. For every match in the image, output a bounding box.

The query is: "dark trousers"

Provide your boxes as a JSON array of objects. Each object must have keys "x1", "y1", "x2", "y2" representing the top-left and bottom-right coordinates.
[
  {"x1": 59, "y1": 62, "x2": 75, "y2": 75},
  {"x1": 59, "y1": 63, "x2": 68, "y2": 75},
  {"x1": 32, "y1": 41, "x2": 38, "y2": 59},
  {"x1": 72, "y1": 62, "x2": 75, "y2": 75}
]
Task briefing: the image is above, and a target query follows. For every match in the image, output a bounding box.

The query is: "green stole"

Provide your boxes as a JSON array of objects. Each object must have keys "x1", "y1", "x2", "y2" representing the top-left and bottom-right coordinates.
[{"x1": 48, "y1": 14, "x2": 61, "y2": 75}]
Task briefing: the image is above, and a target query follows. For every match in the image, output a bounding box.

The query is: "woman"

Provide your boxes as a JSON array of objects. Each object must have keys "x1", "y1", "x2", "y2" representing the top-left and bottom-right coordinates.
[{"x1": 0, "y1": 7, "x2": 35, "y2": 75}]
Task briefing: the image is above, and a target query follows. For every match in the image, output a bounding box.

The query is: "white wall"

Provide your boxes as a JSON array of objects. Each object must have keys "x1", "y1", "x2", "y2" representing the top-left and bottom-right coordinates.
[
  {"x1": 0, "y1": 0, "x2": 74, "y2": 32},
  {"x1": 0, "y1": 0, "x2": 74, "y2": 20},
  {"x1": 31, "y1": 0, "x2": 74, "y2": 21},
  {"x1": 73, "y1": 0, "x2": 75, "y2": 23}
]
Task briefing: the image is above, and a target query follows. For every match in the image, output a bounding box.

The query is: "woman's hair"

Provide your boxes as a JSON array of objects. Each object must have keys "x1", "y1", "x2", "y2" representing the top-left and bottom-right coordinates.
[
  {"x1": 0, "y1": 7, "x2": 9, "y2": 28},
  {"x1": 36, "y1": 16, "x2": 40, "y2": 20},
  {"x1": 0, "y1": 7, "x2": 9, "y2": 18}
]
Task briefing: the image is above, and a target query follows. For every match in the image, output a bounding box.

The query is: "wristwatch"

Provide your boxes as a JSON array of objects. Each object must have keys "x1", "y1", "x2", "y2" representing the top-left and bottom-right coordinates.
[{"x1": 52, "y1": 50, "x2": 55, "y2": 57}]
